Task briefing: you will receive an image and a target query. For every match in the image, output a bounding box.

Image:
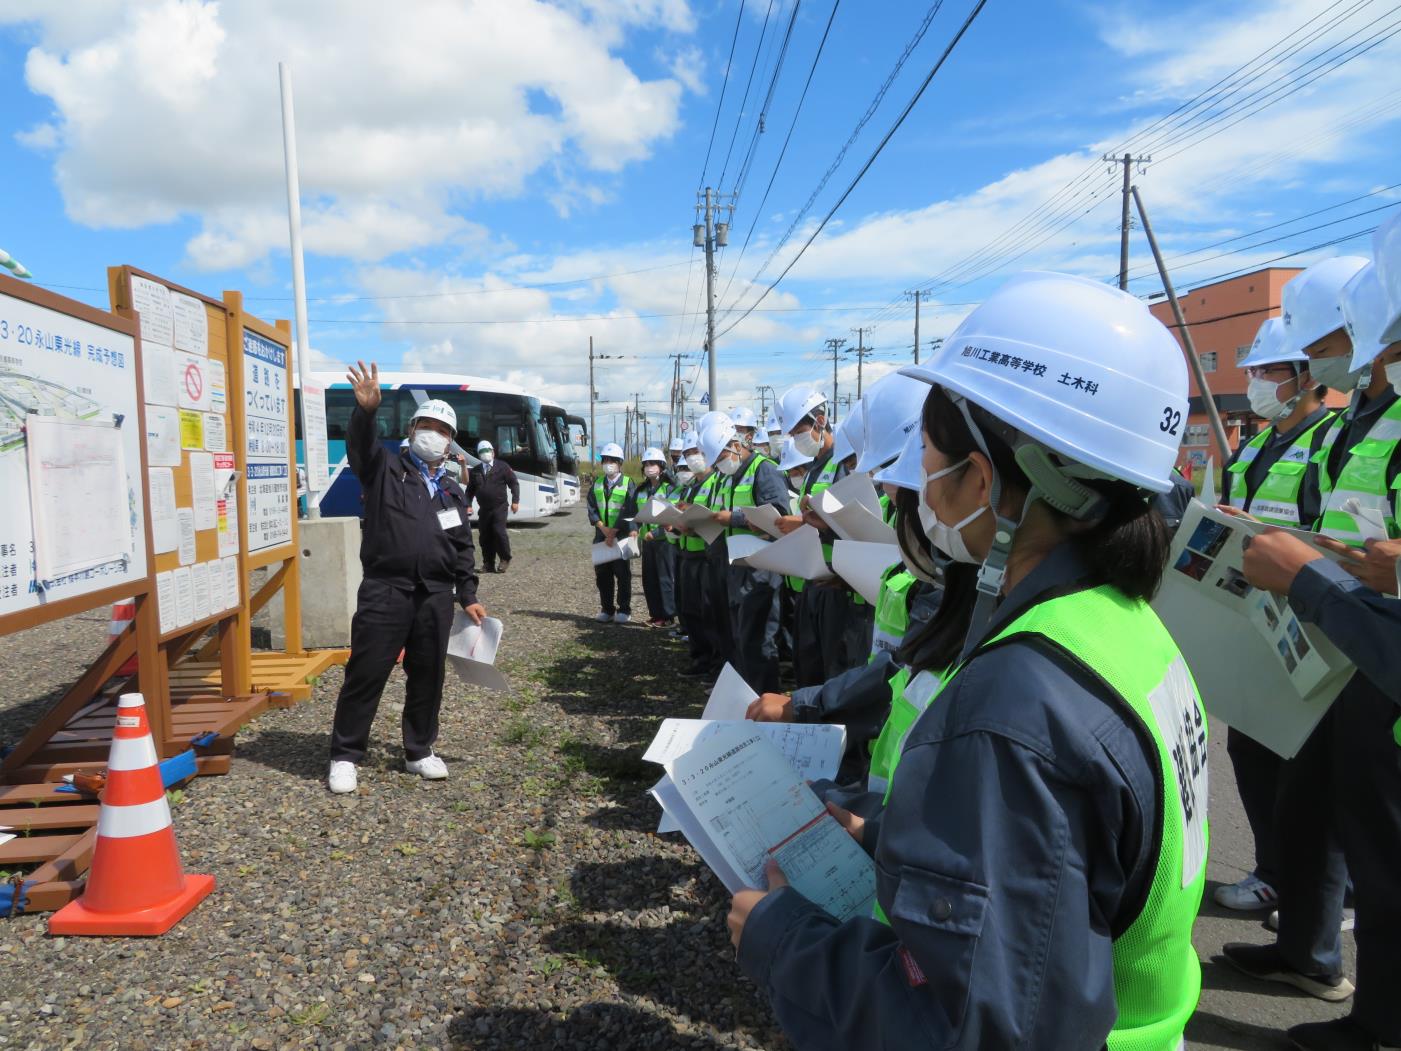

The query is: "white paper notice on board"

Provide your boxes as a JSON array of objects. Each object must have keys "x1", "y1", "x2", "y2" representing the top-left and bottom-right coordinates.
[
  {"x1": 221, "y1": 555, "x2": 240, "y2": 611},
  {"x1": 156, "y1": 570, "x2": 175, "y2": 634},
  {"x1": 144, "y1": 406, "x2": 181, "y2": 467},
  {"x1": 206, "y1": 557, "x2": 225, "y2": 616},
  {"x1": 175, "y1": 350, "x2": 212, "y2": 412},
  {"x1": 242, "y1": 329, "x2": 292, "y2": 553},
  {"x1": 170, "y1": 292, "x2": 208, "y2": 356},
  {"x1": 203, "y1": 412, "x2": 226, "y2": 452},
  {"x1": 176, "y1": 507, "x2": 196, "y2": 565},
  {"x1": 301, "y1": 384, "x2": 330, "y2": 501},
  {"x1": 129, "y1": 275, "x2": 174, "y2": 348},
  {"x1": 148, "y1": 467, "x2": 178, "y2": 554},
  {"x1": 189, "y1": 451, "x2": 217, "y2": 531},
  {"x1": 172, "y1": 565, "x2": 194, "y2": 626},
  {"x1": 25, "y1": 416, "x2": 135, "y2": 584},
  {"x1": 141, "y1": 343, "x2": 180, "y2": 408},
  {"x1": 191, "y1": 561, "x2": 211, "y2": 622},
  {"x1": 209, "y1": 359, "x2": 226, "y2": 413},
  {"x1": 214, "y1": 452, "x2": 239, "y2": 556}
]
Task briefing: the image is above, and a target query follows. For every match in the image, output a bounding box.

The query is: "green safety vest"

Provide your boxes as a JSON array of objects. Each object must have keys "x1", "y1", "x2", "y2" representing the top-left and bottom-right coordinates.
[
  {"x1": 1313, "y1": 398, "x2": 1401, "y2": 546},
  {"x1": 879, "y1": 491, "x2": 895, "y2": 525},
  {"x1": 592, "y1": 476, "x2": 629, "y2": 529},
  {"x1": 878, "y1": 585, "x2": 1207, "y2": 1051},
  {"x1": 869, "y1": 564, "x2": 914, "y2": 661},
  {"x1": 725, "y1": 454, "x2": 776, "y2": 538},
  {"x1": 663, "y1": 480, "x2": 683, "y2": 545},
  {"x1": 638, "y1": 478, "x2": 670, "y2": 540},
  {"x1": 1225, "y1": 413, "x2": 1334, "y2": 526},
  {"x1": 681, "y1": 473, "x2": 722, "y2": 553},
  {"x1": 786, "y1": 457, "x2": 841, "y2": 592}
]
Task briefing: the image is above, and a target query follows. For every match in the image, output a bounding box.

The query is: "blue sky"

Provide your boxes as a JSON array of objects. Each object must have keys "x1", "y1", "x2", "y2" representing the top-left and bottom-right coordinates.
[{"x1": 3, "y1": 0, "x2": 1399, "y2": 439}]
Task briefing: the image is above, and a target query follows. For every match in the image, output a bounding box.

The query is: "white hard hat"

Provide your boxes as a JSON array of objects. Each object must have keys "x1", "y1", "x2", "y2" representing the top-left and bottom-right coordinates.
[
  {"x1": 599, "y1": 442, "x2": 624, "y2": 460},
  {"x1": 776, "y1": 385, "x2": 827, "y2": 434},
  {"x1": 753, "y1": 428, "x2": 770, "y2": 447},
  {"x1": 669, "y1": 436, "x2": 686, "y2": 453},
  {"x1": 476, "y1": 439, "x2": 493, "y2": 453},
  {"x1": 696, "y1": 410, "x2": 732, "y2": 437},
  {"x1": 729, "y1": 406, "x2": 758, "y2": 429},
  {"x1": 900, "y1": 272, "x2": 1187, "y2": 494},
  {"x1": 1238, "y1": 317, "x2": 1304, "y2": 370},
  {"x1": 777, "y1": 436, "x2": 814, "y2": 472},
  {"x1": 873, "y1": 424, "x2": 924, "y2": 493},
  {"x1": 410, "y1": 399, "x2": 457, "y2": 433},
  {"x1": 831, "y1": 399, "x2": 865, "y2": 465},
  {"x1": 1375, "y1": 210, "x2": 1401, "y2": 345},
  {"x1": 856, "y1": 371, "x2": 928, "y2": 474},
  {"x1": 1281, "y1": 256, "x2": 1369, "y2": 355},
  {"x1": 698, "y1": 419, "x2": 738, "y2": 468},
  {"x1": 764, "y1": 411, "x2": 782, "y2": 433},
  {"x1": 642, "y1": 446, "x2": 666, "y2": 463},
  {"x1": 1340, "y1": 264, "x2": 1393, "y2": 370}
]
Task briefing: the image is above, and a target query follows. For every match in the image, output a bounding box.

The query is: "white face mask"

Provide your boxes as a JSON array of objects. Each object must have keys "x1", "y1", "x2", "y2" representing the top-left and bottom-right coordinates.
[
  {"x1": 644, "y1": 464, "x2": 661, "y2": 478},
  {"x1": 1307, "y1": 354, "x2": 1365, "y2": 393},
  {"x1": 685, "y1": 453, "x2": 707, "y2": 473},
  {"x1": 480, "y1": 450, "x2": 494, "y2": 463},
  {"x1": 791, "y1": 427, "x2": 822, "y2": 458},
  {"x1": 676, "y1": 469, "x2": 695, "y2": 485},
  {"x1": 1387, "y1": 359, "x2": 1401, "y2": 397},
  {"x1": 919, "y1": 458, "x2": 986, "y2": 564},
  {"x1": 604, "y1": 462, "x2": 621, "y2": 478},
  {"x1": 716, "y1": 453, "x2": 742, "y2": 477},
  {"x1": 1246, "y1": 376, "x2": 1298, "y2": 421},
  {"x1": 410, "y1": 429, "x2": 450, "y2": 464}
]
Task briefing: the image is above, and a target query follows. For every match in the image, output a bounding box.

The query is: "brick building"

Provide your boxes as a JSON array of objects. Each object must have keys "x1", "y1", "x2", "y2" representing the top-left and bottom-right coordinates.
[{"x1": 1148, "y1": 266, "x2": 1348, "y2": 477}]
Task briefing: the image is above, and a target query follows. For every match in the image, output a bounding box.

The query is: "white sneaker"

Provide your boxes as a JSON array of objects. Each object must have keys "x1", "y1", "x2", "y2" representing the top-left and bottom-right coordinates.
[
  {"x1": 1214, "y1": 873, "x2": 1278, "y2": 911},
  {"x1": 405, "y1": 753, "x2": 448, "y2": 780},
  {"x1": 595, "y1": 611, "x2": 611, "y2": 623},
  {"x1": 613, "y1": 612, "x2": 631, "y2": 624},
  {"x1": 328, "y1": 760, "x2": 358, "y2": 794}
]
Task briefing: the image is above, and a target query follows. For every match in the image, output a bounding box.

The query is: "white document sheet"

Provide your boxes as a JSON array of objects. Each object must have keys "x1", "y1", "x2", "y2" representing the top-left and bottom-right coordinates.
[
  {"x1": 206, "y1": 557, "x2": 226, "y2": 616},
  {"x1": 221, "y1": 556, "x2": 241, "y2": 611},
  {"x1": 814, "y1": 472, "x2": 897, "y2": 544},
  {"x1": 832, "y1": 540, "x2": 902, "y2": 605},
  {"x1": 677, "y1": 502, "x2": 726, "y2": 545},
  {"x1": 446, "y1": 612, "x2": 509, "y2": 691},
  {"x1": 141, "y1": 344, "x2": 180, "y2": 409},
  {"x1": 203, "y1": 412, "x2": 226, "y2": 452},
  {"x1": 1200, "y1": 458, "x2": 1217, "y2": 506},
  {"x1": 175, "y1": 351, "x2": 212, "y2": 412},
  {"x1": 654, "y1": 723, "x2": 877, "y2": 918},
  {"x1": 189, "y1": 451, "x2": 217, "y2": 531},
  {"x1": 1151, "y1": 500, "x2": 1354, "y2": 758},
  {"x1": 731, "y1": 524, "x2": 833, "y2": 581},
  {"x1": 190, "y1": 561, "x2": 211, "y2": 622},
  {"x1": 644, "y1": 718, "x2": 847, "y2": 778},
  {"x1": 144, "y1": 405, "x2": 181, "y2": 466},
  {"x1": 155, "y1": 570, "x2": 176, "y2": 634},
  {"x1": 148, "y1": 467, "x2": 179, "y2": 554},
  {"x1": 591, "y1": 536, "x2": 640, "y2": 565},
  {"x1": 742, "y1": 503, "x2": 787, "y2": 540},
  {"x1": 171, "y1": 292, "x2": 208, "y2": 355},
  {"x1": 702, "y1": 662, "x2": 759, "y2": 720},
  {"x1": 725, "y1": 533, "x2": 771, "y2": 565},
  {"x1": 176, "y1": 507, "x2": 196, "y2": 565},
  {"x1": 635, "y1": 497, "x2": 685, "y2": 526},
  {"x1": 172, "y1": 565, "x2": 194, "y2": 627},
  {"x1": 129, "y1": 275, "x2": 174, "y2": 348}
]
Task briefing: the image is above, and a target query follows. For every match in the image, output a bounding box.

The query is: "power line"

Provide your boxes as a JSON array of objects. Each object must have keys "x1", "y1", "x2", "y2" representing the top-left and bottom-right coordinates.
[
  {"x1": 715, "y1": 0, "x2": 989, "y2": 341},
  {"x1": 697, "y1": 0, "x2": 748, "y2": 190}
]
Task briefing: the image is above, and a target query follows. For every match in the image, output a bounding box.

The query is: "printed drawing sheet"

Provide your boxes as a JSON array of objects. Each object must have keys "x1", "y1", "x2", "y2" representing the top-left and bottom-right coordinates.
[
  {"x1": 1153, "y1": 500, "x2": 1354, "y2": 758},
  {"x1": 644, "y1": 719, "x2": 847, "y2": 780},
  {"x1": 653, "y1": 723, "x2": 876, "y2": 920}
]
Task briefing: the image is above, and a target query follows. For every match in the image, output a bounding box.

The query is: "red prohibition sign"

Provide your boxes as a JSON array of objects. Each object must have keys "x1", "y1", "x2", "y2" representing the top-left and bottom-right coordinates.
[{"x1": 184, "y1": 361, "x2": 203, "y2": 401}]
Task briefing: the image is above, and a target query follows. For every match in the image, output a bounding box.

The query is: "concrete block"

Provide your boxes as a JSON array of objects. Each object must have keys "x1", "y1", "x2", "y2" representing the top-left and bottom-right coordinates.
[{"x1": 267, "y1": 516, "x2": 363, "y2": 649}]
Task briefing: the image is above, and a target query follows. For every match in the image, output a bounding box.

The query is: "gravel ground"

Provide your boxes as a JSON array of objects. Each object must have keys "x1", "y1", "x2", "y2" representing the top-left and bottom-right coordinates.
[{"x1": 0, "y1": 505, "x2": 1356, "y2": 1050}]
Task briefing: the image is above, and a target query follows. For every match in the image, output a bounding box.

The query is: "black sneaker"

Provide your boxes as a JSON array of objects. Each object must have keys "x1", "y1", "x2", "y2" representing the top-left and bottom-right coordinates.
[
  {"x1": 483, "y1": 564, "x2": 496, "y2": 574},
  {"x1": 1288, "y1": 1017, "x2": 1401, "y2": 1050},
  {"x1": 1221, "y1": 942, "x2": 1354, "y2": 1002}
]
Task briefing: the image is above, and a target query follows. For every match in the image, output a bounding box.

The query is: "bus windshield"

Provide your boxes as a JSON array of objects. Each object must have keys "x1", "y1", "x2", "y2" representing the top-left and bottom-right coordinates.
[{"x1": 542, "y1": 406, "x2": 577, "y2": 474}]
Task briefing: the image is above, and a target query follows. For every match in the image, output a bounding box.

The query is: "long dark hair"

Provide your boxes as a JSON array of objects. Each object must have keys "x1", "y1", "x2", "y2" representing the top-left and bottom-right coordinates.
[{"x1": 906, "y1": 385, "x2": 1171, "y2": 672}]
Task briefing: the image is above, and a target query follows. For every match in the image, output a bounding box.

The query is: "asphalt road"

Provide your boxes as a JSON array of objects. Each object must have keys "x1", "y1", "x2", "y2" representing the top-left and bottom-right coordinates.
[{"x1": 1187, "y1": 717, "x2": 1354, "y2": 1050}]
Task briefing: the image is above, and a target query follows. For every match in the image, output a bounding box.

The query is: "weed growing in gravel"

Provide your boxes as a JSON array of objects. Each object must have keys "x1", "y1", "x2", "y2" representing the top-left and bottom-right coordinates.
[
  {"x1": 236, "y1": 864, "x2": 256, "y2": 877},
  {"x1": 537, "y1": 956, "x2": 564, "y2": 976},
  {"x1": 522, "y1": 828, "x2": 556, "y2": 851},
  {"x1": 289, "y1": 1003, "x2": 332, "y2": 1027},
  {"x1": 499, "y1": 714, "x2": 549, "y2": 749},
  {"x1": 166, "y1": 788, "x2": 186, "y2": 806},
  {"x1": 450, "y1": 801, "x2": 470, "y2": 813},
  {"x1": 328, "y1": 849, "x2": 351, "y2": 862},
  {"x1": 394, "y1": 843, "x2": 419, "y2": 857}
]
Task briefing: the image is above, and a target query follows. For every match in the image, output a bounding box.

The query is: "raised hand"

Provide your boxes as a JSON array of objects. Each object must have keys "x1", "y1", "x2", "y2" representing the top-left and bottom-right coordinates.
[{"x1": 347, "y1": 360, "x2": 381, "y2": 412}]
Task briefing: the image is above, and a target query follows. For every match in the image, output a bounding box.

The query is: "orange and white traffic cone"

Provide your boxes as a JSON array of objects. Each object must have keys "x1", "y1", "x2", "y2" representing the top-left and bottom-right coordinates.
[
  {"x1": 107, "y1": 599, "x2": 138, "y2": 678},
  {"x1": 48, "y1": 693, "x2": 214, "y2": 936}
]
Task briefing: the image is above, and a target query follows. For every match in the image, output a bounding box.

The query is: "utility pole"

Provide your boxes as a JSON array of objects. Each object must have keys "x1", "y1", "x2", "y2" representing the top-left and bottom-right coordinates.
[
  {"x1": 904, "y1": 290, "x2": 928, "y2": 364},
  {"x1": 632, "y1": 393, "x2": 642, "y2": 459},
  {"x1": 1131, "y1": 185, "x2": 1231, "y2": 464},
  {"x1": 588, "y1": 337, "x2": 595, "y2": 464},
  {"x1": 823, "y1": 338, "x2": 847, "y2": 427},
  {"x1": 694, "y1": 189, "x2": 733, "y2": 409},
  {"x1": 1104, "y1": 152, "x2": 1151, "y2": 290},
  {"x1": 667, "y1": 352, "x2": 687, "y2": 447},
  {"x1": 849, "y1": 328, "x2": 873, "y2": 398}
]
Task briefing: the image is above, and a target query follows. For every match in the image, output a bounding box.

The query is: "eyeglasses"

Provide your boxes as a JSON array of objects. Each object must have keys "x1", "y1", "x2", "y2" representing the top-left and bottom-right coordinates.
[{"x1": 1244, "y1": 366, "x2": 1297, "y2": 380}]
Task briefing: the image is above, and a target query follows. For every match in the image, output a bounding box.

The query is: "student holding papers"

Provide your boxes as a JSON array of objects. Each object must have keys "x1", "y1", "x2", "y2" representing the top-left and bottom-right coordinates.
[
  {"x1": 727, "y1": 274, "x2": 1207, "y2": 1051},
  {"x1": 1223, "y1": 230, "x2": 1401, "y2": 1051},
  {"x1": 586, "y1": 443, "x2": 638, "y2": 624},
  {"x1": 636, "y1": 447, "x2": 677, "y2": 628}
]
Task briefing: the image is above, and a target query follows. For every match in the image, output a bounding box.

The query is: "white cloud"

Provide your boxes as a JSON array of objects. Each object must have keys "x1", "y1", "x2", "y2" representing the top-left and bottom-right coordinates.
[{"x1": 6, "y1": 0, "x2": 693, "y2": 268}]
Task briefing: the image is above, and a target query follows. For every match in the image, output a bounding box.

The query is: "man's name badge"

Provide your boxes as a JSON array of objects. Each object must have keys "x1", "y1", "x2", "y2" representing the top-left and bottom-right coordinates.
[{"x1": 437, "y1": 507, "x2": 463, "y2": 530}]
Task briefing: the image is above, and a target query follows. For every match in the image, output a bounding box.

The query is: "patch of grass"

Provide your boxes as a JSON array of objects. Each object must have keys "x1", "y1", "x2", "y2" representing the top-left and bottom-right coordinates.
[
  {"x1": 328, "y1": 850, "x2": 351, "y2": 862},
  {"x1": 498, "y1": 715, "x2": 549, "y2": 749},
  {"x1": 450, "y1": 801, "x2": 471, "y2": 813},
  {"x1": 393, "y1": 843, "x2": 419, "y2": 857},
  {"x1": 522, "y1": 828, "x2": 556, "y2": 852},
  {"x1": 236, "y1": 864, "x2": 256, "y2": 877},
  {"x1": 289, "y1": 1002, "x2": 332, "y2": 1027},
  {"x1": 165, "y1": 788, "x2": 186, "y2": 806},
  {"x1": 537, "y1": 956, "x2": 564, "y2": 977},
  {"x1": 520, "y1": 776, "x2": 551, "y2": 798}
]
